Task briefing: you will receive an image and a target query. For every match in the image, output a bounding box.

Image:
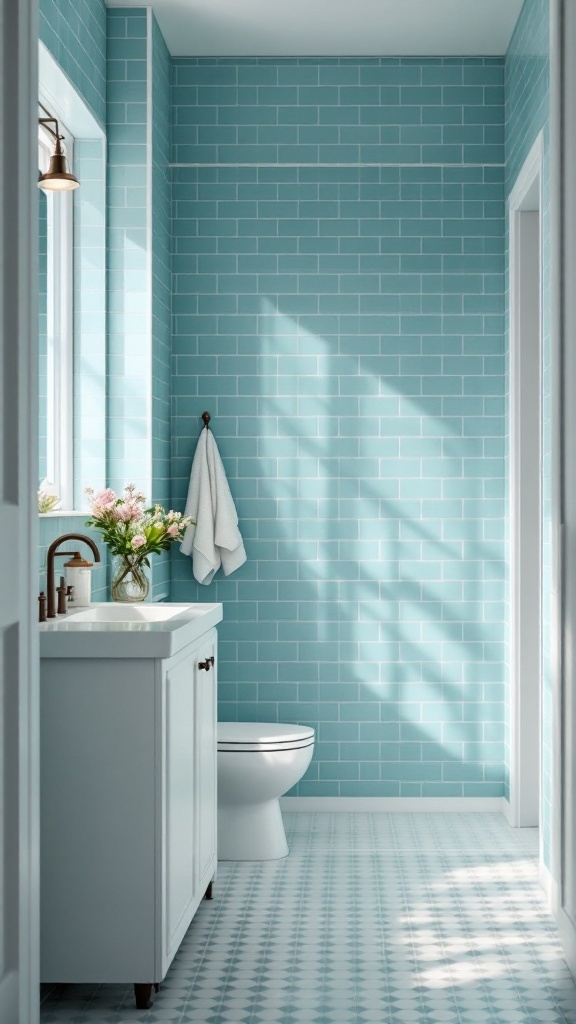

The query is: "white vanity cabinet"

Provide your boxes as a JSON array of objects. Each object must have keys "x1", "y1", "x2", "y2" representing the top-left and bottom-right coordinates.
[{"x1": 40, "y1": 624, "x2": 218, "y2": 1009}]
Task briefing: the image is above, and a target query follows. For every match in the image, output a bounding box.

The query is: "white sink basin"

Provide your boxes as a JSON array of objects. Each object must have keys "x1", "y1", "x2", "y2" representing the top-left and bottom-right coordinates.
[
  {"x1": 39, "y1": 602, "x2": 223, "y2": 659},
  {"x1": 64, "y1": 605, "x2": 193, "y2": 623}
]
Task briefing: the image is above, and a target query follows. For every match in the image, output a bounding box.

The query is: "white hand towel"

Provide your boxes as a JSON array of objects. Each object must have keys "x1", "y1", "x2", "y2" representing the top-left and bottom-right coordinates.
[{"x1": 180, "y1": 428, "x2": 247, "y2": 585}]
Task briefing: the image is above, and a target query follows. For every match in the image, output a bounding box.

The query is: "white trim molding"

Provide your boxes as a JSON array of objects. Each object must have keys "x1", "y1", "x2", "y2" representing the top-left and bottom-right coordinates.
[
  {"x1": 508, "y1": 133, "x2": 544, "y2": 211},
  {"x1": 0, "y1": 0, "x2": 41, "y2": 1020},
  {"x1": 280, "y1": 797, "x2": 506, "y2": 813},
  {"x1": 508, "y1": 130, "x2": 544, "y2": 830},
  {"x1": 549, "y1": 0, "x2": 564, "y2": 935},
  {"x1": 145, "y1": 8, "x2": 154, "y2": 506}
]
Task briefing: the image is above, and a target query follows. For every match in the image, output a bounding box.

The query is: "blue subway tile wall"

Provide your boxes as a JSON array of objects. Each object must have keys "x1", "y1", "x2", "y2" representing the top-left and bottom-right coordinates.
[
  {"x1": 506, "y1": 1, "x2": 551, "y2": 860},
  {"x1": 506, "y1": 0, "x2": 550, "y2": 188},
  {"x1": 107, "y1": 8, "x2": 174, "y2": 599},
  {"x1": 171, "y1": 58, "x2": 505, "y2": 169},
  {"x1": 39, "y1": 0, "x2": 106, "y2": 128},
  {"x1": 151, "y1": 14, "x2": 173, "y2": 598},
  {"x1": 106, "y1": 8, "x2": 151, "y2": 499},
  {"x1": 171, "y1": 58, "x2": 507, "y2": 797}
]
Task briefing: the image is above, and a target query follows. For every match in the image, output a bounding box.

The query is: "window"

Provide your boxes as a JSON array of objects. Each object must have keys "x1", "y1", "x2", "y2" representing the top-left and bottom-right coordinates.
[{"x1": 38, "y1": 120, "x2": 74, "y2": 509}]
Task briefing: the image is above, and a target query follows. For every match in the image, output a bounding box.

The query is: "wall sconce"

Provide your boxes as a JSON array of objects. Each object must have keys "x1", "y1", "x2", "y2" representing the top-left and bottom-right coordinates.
[{"x1": 38, "y1": 103, "x2": 79, "y2": 192}]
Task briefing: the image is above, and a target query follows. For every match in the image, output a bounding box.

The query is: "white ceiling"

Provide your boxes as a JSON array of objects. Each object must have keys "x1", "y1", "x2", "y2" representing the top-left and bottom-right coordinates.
[{"x1": 106, "y1": 0, "x2": 524, "y2": 58}]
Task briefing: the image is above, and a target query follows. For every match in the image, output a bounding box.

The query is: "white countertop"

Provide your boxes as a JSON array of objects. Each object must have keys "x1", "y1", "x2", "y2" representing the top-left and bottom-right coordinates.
[{"x1": 39, "y1": 602, "x2": 223, "y2": 659}]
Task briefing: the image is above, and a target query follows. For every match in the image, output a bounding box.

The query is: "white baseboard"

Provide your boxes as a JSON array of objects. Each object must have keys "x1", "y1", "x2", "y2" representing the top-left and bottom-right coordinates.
[
  {"x1": 502, "y1": 797, "x2": 513, "y2": 825},
  {"x1": 557, "y1": 904, "x2": 576, "y2": 979},
  {"x1": 280, "y1": 796, "x2": 505, "y2": 813},
  {"x1": 539, "y1": 859, "x2": 561, "y2": 915},
  {"x1": 541, "y1": 861, "x2": 576, "y2": 981}
]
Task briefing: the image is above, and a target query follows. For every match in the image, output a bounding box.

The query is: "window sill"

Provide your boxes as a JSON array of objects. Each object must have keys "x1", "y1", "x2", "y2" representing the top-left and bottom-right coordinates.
[{"x1": 39, "y1": 510, "x2": 88, "y2": 518}]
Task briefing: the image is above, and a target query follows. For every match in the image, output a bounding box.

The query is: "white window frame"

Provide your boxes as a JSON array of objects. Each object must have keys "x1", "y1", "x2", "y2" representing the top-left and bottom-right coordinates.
[
  {"x1": 38, "y1": 119, "x2": 74, "y2": 510},
  {"x1": 507, "y1": 132, "x2": 543, "y2": 832}
]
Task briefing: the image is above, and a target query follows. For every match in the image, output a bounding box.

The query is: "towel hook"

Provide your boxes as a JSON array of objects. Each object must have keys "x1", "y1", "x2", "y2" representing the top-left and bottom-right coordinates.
[{"x1": 201, "y1": 411, "x2": 211, "y2": 430}]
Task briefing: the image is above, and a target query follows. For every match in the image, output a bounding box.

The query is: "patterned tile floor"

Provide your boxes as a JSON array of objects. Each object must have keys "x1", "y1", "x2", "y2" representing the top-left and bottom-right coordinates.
[{"x1": 41, "y1": 812, "x2": 576, "y2": 1024}]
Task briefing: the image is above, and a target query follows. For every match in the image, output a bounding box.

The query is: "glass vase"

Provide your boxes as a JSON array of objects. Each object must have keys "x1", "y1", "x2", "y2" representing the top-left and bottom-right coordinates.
[{"x1": 111, "y1": 554, "x2": 149, "y2": 603}]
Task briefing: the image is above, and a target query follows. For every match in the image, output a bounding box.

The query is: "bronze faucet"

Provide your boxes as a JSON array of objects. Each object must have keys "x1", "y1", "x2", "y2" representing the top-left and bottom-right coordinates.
[{"x1": 46, "y1": 533, "x2": 101, "y2": 618}]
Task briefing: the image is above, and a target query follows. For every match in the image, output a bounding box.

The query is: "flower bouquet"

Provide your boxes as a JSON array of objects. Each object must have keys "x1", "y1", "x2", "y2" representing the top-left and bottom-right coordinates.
[
  {"x1": 85, "y1": 484, "x2": 194, "y2": 602},
  {"x1": 38, "y1": 479, "x2": 61, "y2": 513}
]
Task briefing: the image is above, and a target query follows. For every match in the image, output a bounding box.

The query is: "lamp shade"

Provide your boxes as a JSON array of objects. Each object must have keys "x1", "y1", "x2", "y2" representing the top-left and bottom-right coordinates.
[{"x1": 38, "y1": 137, "x2": 79, "y2": 192}]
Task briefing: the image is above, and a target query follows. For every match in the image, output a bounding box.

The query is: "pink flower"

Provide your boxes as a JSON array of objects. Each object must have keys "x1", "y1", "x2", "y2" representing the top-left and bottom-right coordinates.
[
  {"x1": 131, "y1": 535, "x2": 146, "y2": 549},
  {"x1": 88, "y1": 487, "x2": 118, "y2": 515},
  {"x1": 166, "y1": 523, "x2": 180, "y2": 537},
  {"x1": 124, "y1": 484, "x2": 145, "y2": 505},
  {"x1": 117, "y1": 501, "x2": 142, "y2": 523}
]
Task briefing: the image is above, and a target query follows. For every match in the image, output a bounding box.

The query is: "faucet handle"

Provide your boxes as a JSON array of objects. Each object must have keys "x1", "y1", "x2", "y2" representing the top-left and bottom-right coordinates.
[
  {"x1": 38, "y1": 592, "x2": 47, "y2": 623},
  {"x1": 56, "y1": 577, "x2": 68, "y2": 615}
]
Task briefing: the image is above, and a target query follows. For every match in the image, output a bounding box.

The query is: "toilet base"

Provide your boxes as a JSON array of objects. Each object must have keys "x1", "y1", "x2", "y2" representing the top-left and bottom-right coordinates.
[{"x1": 218, "y1": 798, "x2": 289, "y2": 860}]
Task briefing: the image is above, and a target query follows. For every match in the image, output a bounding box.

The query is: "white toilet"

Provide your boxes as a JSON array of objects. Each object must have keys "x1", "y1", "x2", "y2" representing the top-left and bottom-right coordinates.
[{"x1": 217, "y1": 722, "x2": 315, "y2": 860}]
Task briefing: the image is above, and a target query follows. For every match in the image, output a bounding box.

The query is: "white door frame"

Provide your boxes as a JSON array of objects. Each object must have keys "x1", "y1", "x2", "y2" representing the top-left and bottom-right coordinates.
[
  {"x1": 508, "y1": 132, "x2": 544, "y2": 832},
  {"x1": 545, "y1": 0, "x2": 562, "y2": 920},
  {"x1": 0, "y1": 0, "x2": 40, "y2": 1022},
  {"x1": 555, "y1": 0, "x2": 576, "y2": 976}
]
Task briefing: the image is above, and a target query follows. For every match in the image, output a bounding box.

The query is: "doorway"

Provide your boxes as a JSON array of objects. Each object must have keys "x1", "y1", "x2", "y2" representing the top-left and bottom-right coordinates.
[{"x1": 508, "y1": 133, "x2": 543, "y2": 832}]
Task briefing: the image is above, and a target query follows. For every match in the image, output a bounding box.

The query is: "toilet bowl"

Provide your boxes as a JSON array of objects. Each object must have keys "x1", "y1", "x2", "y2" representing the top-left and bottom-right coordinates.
[{"x1": 217, "y1": 722, "x2": 315, "y2": 861}]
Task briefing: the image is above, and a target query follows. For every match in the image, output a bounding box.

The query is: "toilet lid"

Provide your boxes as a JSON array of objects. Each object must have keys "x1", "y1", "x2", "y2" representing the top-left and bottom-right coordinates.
[{"x1": 217, "y1": 722, "x2": 315, "y2": 752}]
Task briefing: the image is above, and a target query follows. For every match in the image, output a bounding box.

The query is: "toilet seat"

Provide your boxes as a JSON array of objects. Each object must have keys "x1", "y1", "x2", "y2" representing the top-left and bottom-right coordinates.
[{"x1": 218, "y1": 722, "x2": 315, "y2": 753}]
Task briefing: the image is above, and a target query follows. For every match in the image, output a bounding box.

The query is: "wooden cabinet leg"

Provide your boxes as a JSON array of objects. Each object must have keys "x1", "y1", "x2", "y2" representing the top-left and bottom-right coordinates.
[
  {"x1": 204, "y1": 880, "x2": 213, "y2": 900},
  {"x1": 134, "y1": 983, "x2": 153, "y2": 1010}
]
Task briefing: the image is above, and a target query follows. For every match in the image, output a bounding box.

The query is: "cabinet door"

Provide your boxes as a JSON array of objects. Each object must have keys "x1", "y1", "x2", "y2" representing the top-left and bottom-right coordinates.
[
  {"x1": 164, "y1": 652, "x2": 197, "y2": 960},
  {"x1": 195, "y1": 632, "x2": 217, "y2": 887}
]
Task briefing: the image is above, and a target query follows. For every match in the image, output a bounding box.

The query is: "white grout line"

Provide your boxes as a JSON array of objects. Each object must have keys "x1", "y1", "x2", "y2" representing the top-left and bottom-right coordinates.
[{"x1": 169, "y1": 162, "x2": 506, "y2": 168}]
